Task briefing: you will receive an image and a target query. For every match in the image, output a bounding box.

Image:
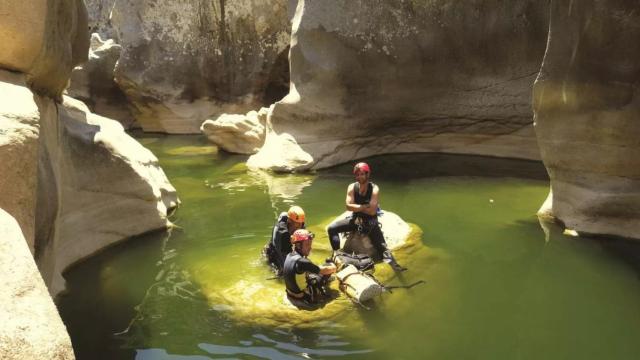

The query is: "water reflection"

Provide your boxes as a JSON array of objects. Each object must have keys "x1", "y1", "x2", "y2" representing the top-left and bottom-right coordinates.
[{"x1": 206, "y1": 167, "x2": 315, "y2": 214}]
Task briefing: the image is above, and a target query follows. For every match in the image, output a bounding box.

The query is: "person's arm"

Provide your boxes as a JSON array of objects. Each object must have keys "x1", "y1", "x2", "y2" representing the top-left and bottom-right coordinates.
[
  {"x1": 296, "y1": 257, "x2": 336, "y2": 275},
  {"x1": 363, "y1": 185, "x2": 379, "y2": 216},
  {"x1": 346, "y1": 184, "x2": 379, "y2": 216},
  {"x1": 345, "y1": 183, "x2": 358, "y2": 212}
]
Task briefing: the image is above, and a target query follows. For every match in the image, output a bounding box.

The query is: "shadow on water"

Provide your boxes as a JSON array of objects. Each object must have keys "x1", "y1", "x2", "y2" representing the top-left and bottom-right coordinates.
[{"x1": 321, "y1": 153, "x2": 549, "y2": 181}]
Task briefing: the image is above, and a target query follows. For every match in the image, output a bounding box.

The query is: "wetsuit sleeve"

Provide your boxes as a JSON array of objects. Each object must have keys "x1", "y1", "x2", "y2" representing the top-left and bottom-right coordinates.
[{"x1": 295, "y1": 257, "x2": 320, "y2": 274}]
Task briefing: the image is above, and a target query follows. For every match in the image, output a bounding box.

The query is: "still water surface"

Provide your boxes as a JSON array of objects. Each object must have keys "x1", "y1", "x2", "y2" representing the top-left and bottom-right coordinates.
[{"x1": 59, "y1": 135, "x2": 640, "y2": 360}]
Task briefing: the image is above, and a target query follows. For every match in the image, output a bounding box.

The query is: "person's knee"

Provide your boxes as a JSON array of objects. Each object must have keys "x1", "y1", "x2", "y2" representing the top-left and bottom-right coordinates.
[{"x1": 327, "y1": 222, "x2": 339, "y2": 235}]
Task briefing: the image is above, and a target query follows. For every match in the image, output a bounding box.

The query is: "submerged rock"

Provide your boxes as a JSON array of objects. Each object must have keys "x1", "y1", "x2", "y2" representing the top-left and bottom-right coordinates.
[
  {"x1": 533, "y1": 0, "x2": 640, "y2": 240},
  {"x1": 200, "y1": 223, "x2": 425, "y2": 328}
]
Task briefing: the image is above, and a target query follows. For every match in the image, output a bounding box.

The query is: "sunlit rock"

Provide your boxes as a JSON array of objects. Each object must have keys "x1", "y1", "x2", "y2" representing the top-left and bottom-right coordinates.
[
  {"x1": 200, "y1": 107, "x2": 269, "y2": 154},
  {"x1": 0, "y1": 71, "x2": 40, "y2": 252},
  {"x1": 197, "y1": 224, "x2": 425, "y2": 328},
  {"x1": 249, "y1": 0, "x2": 548, "y2": 171},
  {"x1": 0, "y1": 0, "x2": 89, "y2": 99},
  {"x1": 0, "y1": 209, "x2": 74, "y2": 360},
  {"x1": 108, "y1": 0, "x2": 291, "y2": 133},
  {"x1": 533, "y1": 0, "x2": 640, "y2": 240},
  {"x1": 68, "y1": 33, "x2": 135, "y2": 128},
  {"x1": 332, "y1": 211, "x2": 412, "y2": 257},
  {"x1": 35, "y1": 95, "x2": 180, "y2": 295},
  {"x1": 246, "y1": 122, "x2": 314, "y2": 172}
]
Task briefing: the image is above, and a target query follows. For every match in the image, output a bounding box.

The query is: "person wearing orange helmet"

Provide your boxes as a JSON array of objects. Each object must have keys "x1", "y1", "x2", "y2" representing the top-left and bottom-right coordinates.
[
  {"x1": 326, "y1": 162, "x2": 406, "y2": 271},
  {"x1": 283, "y1": 229, "x2": 336, "y2": 304},
  {"x1": 263, "y1": 205, "x2": 306, "y2": 274}
]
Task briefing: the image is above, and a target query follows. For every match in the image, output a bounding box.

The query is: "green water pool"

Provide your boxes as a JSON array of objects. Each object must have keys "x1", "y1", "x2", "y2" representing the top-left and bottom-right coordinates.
[{"x1": 58, "y1": 135, "x2": 640, "y2": 360}]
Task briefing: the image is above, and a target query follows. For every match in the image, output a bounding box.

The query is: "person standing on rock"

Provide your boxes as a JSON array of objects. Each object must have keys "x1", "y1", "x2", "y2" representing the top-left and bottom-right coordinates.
[
  {"x1": 327, "y1": 162, "x2": 406, "y2": 272},
  {"x1": 264, "y1": 205, "x2": 306, "y2": 275}
]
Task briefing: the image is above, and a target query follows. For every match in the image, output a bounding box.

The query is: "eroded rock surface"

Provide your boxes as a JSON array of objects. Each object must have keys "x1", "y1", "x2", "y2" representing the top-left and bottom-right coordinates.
[
  {"x1": 67, "y1": 33, "x2": 134, "y2": 128},
  {"x1": 68, "y1": 33, "x2": 135, "y2": 128},
  {"x1": 108, "y1": 0, "x2": 291, "y2": 133},
  {"x1": 0, "y1": 72, "x2": 40, "y2": 252},
  {"x1": 249, "y1": 0, "x2": 549, "y2": 171},
  {"x1": 200, "y1": 107, "x2": 269, "y2": 154},
  {"x1": 35, "y1": 95, "x2": 179, "y2": 295},
  {"x1": 0, "y1": 0, "x2": 89, "y2": 99},
  {"x1": 0, "y1": 209, "x2": 74, "y2": 360},
  {"x1": 533, "y1": 0, "x2": 640, "y2": 240}
]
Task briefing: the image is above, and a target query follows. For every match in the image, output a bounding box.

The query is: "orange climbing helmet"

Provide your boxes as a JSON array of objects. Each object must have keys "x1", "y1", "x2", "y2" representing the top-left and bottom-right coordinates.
[
  {"x1": 291, "y1": 229, "x2": 313, "y2": 243},
  {"x1": 287, "y1": 205, "x2": 305, "y2": 223},
  {"x1": 353, "y1": 162, "x2": 371, "y2": 174}
]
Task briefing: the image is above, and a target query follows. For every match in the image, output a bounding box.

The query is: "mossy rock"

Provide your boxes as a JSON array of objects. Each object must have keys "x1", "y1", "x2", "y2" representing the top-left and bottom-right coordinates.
[{"x1": 194, "y1": 214, "x2": 426, "y2": 329}]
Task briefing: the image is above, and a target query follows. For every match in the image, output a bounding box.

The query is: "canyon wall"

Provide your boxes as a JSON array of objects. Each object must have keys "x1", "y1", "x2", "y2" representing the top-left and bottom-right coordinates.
[
  {"x1": 534, "y1": 0, "x2": 640, "y2": 240},
  {"x1": 249, "y1": 0, "x2": 549, "y2": 171}
]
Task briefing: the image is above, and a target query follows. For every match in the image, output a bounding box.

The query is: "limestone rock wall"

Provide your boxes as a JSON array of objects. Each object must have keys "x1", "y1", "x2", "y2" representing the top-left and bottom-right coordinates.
[
  {"x1": 249, "y1": 0, "x2": 549, "y2": 171},
  {"x1": 0, "y1": 209, "x2": 74, "y2": 360},
  {"x1": 106, "y1": 0, "x2": 291, "y2": 133},
  {"x1": 0, "y1": 72, "x2": 40, "y2": 253},
  {"x1": 35, "y1": 95, "x2": 179, "y2": 295},
  {"x1": 533, "y1": 0, "x2": 640, "y2": 240},
  {"x1": 68, "y1": 33, "x2": 136, "y2": 128},
  {"x1": 0, "y1": 0, "x2": 89, "y2": 99}
]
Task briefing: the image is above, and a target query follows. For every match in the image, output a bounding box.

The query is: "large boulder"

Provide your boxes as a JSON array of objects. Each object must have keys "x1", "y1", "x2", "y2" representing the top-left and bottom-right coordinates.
[
  {"x1": 34, "y1": 95, "x2": 179, "y2": 295},
  {"x1": 68, "y1": 33, "x2": 135, "y2": 128},
  {"x1": 533, "y1": 0, "x2": 640, "y2": 240},
  {"x1": 108, "y1": 0, "x2": 291, "y2": 133},
  {"x1": 0, "y1": 209, "x2": 74, "y2": 360},
  {"x1": 200, "y1": 107, "x2": 269, "y2": 154},
  {"x1": 248, "y1": 0, "x2": 549, "y2": 171},
  {"x1": 0, "y1": 0, "x2": 89, "y2": 99},
  {"x1": 332, "y1": 211, "x2": 412, "y2": 257},
  {"x1": 0, "y1": 72, "x2": 40, "y2": 253}
]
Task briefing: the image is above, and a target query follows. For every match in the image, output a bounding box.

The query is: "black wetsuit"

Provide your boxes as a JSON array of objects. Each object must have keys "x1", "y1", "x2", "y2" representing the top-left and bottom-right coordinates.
[
  {"x1": 327, "y1": 182, "x2": 401, "y2": 268},
  {"x1": 283, "y1": 250, "x2": 322, "y2": 302},
  {"x1": 265, "y1": 212, "x2": 305, "y2": 272}
]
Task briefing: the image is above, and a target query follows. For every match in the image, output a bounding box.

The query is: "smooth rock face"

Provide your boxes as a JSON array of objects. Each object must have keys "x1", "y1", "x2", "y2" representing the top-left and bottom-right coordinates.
[
  {"x1": 249, "y1": 0, "x2": 549, "y2": 170},
  {"x1": 109, "y1": 0, "x2": 291, "y2": 133},
  {"x1": 68, "y1": 33, "x2": 135, "y2": 128},
  {"x1": 0, "y1": 0, "x2": 89, "y2": 98},
  {"x1": 0, "y1": 72, "x2": 40, "y2": 253},
  {"x1": 85, "y1": 0, "x2": 118, "y2": 40},
  {"x1": 200, "y1": 107, "x2": 269, "y2": 154},
  {"x1": 533, "y1": 0, "x2": 640, "y2": 240},
  {"x1": 34, "y1": 95, "x2": 179, "y2": 295},
  {"x1": 0, "y1": 209, "x2": 74, "y2": 360}
]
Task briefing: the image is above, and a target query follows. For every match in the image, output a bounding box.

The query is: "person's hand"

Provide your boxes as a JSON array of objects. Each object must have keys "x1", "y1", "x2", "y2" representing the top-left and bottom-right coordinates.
[{"x1": 320, "y1": 264, "x2": 337, "y2": 275}]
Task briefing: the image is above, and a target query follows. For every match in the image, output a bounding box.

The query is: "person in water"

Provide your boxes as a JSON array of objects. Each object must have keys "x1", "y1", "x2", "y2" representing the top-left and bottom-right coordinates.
[
  {"x1": 326, "y1": 162, "x2": 406, "y2": 271},
  {"x1": 264, "y1": 205, "x2": 306, "y2": 275},
  {"x1": 283, "y1": 229, "x2": 337, "y2": 304}
]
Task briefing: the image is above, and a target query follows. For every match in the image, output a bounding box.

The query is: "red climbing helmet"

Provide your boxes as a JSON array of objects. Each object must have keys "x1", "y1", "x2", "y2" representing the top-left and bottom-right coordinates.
[
  {"x1": 291, "y1": 229, "x2": 313, "y2": 243},
  {"x1": 353, "y1": 162, "x2": 371, "y2": 175}
]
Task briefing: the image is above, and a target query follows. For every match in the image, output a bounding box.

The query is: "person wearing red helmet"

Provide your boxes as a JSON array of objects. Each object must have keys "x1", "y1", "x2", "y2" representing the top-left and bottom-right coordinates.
[
  {"x1": 326, "y1": 162, "x2": 406, "y2": 271},
  {"x1": 263, "y1": 205, "x2": 306, "y2": 275},
  {"x1": 283, "y1": 229, "x2": 336, "y2": 304}
]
